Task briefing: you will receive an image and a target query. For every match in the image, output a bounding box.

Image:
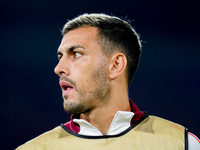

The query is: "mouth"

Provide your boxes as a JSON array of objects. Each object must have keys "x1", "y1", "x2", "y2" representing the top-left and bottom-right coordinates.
[{"x1": 59, "y1": 80, "x2": 74, "y2": 95}]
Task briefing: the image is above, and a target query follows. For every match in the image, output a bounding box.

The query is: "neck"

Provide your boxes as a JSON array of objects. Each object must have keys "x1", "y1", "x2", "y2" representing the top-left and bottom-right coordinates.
[{"x1": 79, "y1": 86, "x2": 130, "y2": 135}]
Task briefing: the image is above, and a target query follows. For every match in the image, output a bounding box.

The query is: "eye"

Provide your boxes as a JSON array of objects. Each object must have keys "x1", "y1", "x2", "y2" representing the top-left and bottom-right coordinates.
[
  {"x1": 58, "y1": 55, "x2": 62, "y2": 60},
  {"x1": 74, "y1": 52, "x2": 82, "y2": 58}
]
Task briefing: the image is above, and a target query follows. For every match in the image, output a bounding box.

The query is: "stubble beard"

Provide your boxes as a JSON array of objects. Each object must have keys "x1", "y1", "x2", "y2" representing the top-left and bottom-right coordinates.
[{"x1": 63, "y1": 61, "x2": 111, "y2": 114}]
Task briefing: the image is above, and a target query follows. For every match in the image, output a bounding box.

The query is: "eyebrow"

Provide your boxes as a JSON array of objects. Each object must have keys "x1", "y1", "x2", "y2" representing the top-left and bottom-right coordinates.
[{"x1": 57, "y1": 45, "x2": 85, "y2": 55}]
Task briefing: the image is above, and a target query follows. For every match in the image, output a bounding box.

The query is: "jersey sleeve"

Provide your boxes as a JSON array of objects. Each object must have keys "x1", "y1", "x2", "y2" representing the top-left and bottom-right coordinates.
[{"x1": 188, "y1": 132, "x2": 200, "y2": 150}]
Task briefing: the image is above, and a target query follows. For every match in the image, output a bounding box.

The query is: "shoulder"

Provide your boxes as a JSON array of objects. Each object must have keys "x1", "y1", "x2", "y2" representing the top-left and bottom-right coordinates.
[
  {"x1": 147, "y1": 116, "x2": 185, "y2": 131},
  {"x1": 149, "y1": 116, "x2": 200, "y2": 150},
  {"x1": 16, "y1": 126, "x2": 65, "y2": 150}
]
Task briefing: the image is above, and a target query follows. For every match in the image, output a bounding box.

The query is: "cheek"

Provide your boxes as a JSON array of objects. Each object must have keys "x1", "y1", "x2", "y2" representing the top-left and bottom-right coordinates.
[{"x1": 73, "y1": 59, "x2": 96, "y2": 75}]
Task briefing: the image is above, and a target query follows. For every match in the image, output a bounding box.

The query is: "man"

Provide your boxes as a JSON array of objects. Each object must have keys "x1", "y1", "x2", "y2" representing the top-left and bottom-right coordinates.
[{"x1": 17, "y1": 13, "x2": 200, "y2": 149}]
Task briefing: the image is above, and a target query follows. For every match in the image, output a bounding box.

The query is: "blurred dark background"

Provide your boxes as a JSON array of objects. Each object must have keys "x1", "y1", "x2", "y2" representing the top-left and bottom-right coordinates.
[{"x1": 1, "y1": 0, "x2": 199, "y2": 149}]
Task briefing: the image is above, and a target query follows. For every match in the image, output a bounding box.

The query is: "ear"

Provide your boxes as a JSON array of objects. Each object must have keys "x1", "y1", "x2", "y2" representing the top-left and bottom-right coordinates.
[{"x1": 108, "y1": 53, "x2": 127, "y2": 79}]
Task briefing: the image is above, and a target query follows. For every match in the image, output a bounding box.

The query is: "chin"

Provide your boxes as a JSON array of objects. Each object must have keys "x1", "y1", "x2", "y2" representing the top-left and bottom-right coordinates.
[{"x1": 63, "y1": 102, "x2": 86, "y2": 114}]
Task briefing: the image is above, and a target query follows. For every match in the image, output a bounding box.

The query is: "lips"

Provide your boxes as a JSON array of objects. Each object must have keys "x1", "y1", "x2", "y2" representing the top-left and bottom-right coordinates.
[{"x1": 59, "y1": 80, "x2": 74, "y2": 95}]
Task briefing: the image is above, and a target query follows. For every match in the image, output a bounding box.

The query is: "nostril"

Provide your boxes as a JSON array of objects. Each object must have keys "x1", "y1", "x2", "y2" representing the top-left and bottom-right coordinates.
[
  {"x1": 59, "y1": 71, "x2": 65, "y2": 76},
  {"x1": 54, "y1": 64, "x2": 65, "y2": 76}
]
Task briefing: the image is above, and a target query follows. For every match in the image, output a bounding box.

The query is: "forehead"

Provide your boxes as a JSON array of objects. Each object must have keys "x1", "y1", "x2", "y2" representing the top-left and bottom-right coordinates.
[{"x1": 58, "y1": 27, "x2": 100, "y2": 51}]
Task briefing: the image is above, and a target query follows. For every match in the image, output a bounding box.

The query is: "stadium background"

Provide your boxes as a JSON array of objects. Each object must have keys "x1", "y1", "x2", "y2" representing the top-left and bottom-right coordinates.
[{"x1": 1, "y1": 0, "x2": 199, "y2": 149}]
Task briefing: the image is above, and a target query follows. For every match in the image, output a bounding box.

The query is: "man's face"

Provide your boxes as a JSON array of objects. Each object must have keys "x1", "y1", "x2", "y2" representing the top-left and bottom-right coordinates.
[{"x1": 54, "y1": 27, "x2": 111, "y2": 114}]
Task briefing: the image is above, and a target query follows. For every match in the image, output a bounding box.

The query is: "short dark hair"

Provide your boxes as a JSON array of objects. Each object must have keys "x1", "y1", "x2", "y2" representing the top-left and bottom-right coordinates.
[{"x1": 62, "y1": 13, "x2": 141, "y2": 86}]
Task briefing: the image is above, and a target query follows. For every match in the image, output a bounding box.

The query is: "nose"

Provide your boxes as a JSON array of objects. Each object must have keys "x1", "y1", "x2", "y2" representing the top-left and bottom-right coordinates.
[{"x1": 54, "y1": 57, "x2": 70, "y2": 76}]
